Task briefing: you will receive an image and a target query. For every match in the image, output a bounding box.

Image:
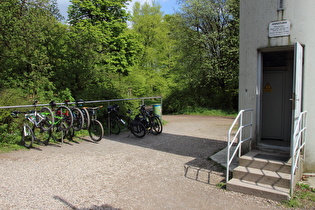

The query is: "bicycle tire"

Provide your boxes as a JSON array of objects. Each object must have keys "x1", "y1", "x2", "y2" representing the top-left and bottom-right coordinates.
[
  {"x1": 51, "y1": 122, "x2": 66, "y2": 143},
  {"x1": 80, "y1": 107, "x2": 90, "y2": 130},
  {"x1": 33, "y1": 126, "x2": 51, "y2": 145},
  {"x1": 22, "y1": 124, "x2": 34, "y2": 148},
  {"x1": 151, "y1": 116, "x2": 163, "y2": 135},
  {"x1": 72, "y1": 107, "x2": 84, "y2": 131},
  {"x1": 110, "y1": 118, "x2": 120, "y2": 135},
  {"x1": 130, "y1": 120, "x2": 146, "y2": 138},
  {"x1": 55, "y1": 106, "x2": 73, "y2": 131},
  {"x1": 65, "y1": 126, "x2": 75, "y2": 141},
  {"x1": 89, "y1": 120, "x2": 104, "y2": 141},
  {"x1": 39, "y1": 107, "x2": 54, "y2": 131}
]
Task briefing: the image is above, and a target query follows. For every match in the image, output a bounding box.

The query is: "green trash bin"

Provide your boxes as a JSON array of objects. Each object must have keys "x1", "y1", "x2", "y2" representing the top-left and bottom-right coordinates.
[{"x1": 152, "y1": 104, "x2": 162, "y2": 118}]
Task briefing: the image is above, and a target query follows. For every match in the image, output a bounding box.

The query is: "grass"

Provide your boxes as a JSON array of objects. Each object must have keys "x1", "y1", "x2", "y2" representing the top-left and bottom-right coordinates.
[
  {"x1": 173, "y1": 107, "x2": 237, "y2": 117},
  {"x1": 0, "y1": 129, "x2": 89, "y2": 153},
  {"x1": 283, "y1": 182, "x2": 315, "y2": 208},
  {"x1": 0, "y1": 143, "x2": 25, "y2": 153}
]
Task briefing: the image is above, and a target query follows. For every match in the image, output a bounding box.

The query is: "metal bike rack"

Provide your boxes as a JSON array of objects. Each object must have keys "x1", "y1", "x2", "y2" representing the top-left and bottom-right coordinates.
[{"x1": 0, "y1": 96, "x2": 163, "y2": 137}]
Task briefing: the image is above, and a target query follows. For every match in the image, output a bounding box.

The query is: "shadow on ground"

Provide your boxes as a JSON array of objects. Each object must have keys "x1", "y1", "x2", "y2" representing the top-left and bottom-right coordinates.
[
  {"x1": 78, "y1": 129, "x2": 228, "y2": 185},
  {"x1": 53, "y1": 196, "x2": 121, "y2": 210}
]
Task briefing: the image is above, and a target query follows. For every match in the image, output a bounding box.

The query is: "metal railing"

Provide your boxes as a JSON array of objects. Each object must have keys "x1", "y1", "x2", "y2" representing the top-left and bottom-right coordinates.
[
  {"x1": 226, "y1": 109, "x2": 253, "y2": 182},
  {"x1": 0, "y1": 96, "x2": 162, "y2": 110},
  {"x1": 0, "y1": 96, "x2": 162, "y2": 136},
  {"x1": 290, "y1": 111, "x2": 307, "y2": 196}
]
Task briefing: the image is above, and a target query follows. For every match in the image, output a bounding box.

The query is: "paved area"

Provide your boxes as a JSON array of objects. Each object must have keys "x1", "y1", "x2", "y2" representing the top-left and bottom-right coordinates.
[{"x1": 0, "y1": 115, "x2": 286, "y2": 209}]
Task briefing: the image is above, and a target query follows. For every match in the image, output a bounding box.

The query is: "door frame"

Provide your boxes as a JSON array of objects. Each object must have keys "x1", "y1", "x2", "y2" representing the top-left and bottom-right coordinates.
[{"x1": 256, "y1": 45, "x2": 296, "y2": 147}]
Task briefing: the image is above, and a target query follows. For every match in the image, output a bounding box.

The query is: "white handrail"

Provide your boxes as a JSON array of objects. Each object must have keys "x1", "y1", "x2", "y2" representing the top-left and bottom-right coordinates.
[
  {"x1": 290, "y1": 111, "x2": 307, "y2": 196},
  {"x1": 226, "y1": 109, "x2": 253, "y2": 182}
]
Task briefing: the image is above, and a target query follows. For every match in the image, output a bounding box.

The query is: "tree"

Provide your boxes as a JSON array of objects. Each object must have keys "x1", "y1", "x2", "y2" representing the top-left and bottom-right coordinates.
[
  {"x1": 68, "y1": 0, "x2": 138, "y2": 75},
  {"x1": 63, "y1": 0, "x2": 141, "y2": 99},
  {"x1": 0, "y1": 0, "x2": 63, "y2": 101},
  {"x1": 165, "y1": 0, "x2": 239, "y2": 111},
  {"x1": 128, "y1": 2, "x2": 176, "y2": 97}
]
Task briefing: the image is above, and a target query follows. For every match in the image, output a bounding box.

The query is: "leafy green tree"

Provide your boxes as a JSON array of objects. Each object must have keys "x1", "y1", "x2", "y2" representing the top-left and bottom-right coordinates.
[
  {"x1": 165, "y1": 0, "x2": 239, "y2": 111},
  {"x1": 64, "y1": 0, "x2": 141, "y2": 99},
  {"x1": 0, "y1": 0, "x2": 63, "y2": 101},
  {"x1": 128, "y1": 2, "x2": 176, "y2": 97}
]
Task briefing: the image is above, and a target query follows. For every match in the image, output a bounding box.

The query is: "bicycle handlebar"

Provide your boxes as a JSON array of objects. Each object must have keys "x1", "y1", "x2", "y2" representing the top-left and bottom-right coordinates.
[{"x1": 85, "y1": 106, "x2": 103, "y2": 111}]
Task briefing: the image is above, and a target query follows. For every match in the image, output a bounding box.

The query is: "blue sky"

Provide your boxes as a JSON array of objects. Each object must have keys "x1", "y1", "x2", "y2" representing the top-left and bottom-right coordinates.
[{"x1": 56, "y1": 0, "x2": 180, "y2": 20}]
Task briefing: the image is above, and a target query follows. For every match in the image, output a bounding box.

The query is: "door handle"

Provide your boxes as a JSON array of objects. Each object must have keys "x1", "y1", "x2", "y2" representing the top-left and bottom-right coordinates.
[{"x1": 290, "y1": 93, "x2": 295, "y2": 110}]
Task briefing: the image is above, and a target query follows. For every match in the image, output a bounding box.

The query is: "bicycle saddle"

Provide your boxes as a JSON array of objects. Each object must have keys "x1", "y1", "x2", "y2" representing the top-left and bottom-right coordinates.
[{"x1": 49, "y1": 100, "x2": 57, "y2": 107}]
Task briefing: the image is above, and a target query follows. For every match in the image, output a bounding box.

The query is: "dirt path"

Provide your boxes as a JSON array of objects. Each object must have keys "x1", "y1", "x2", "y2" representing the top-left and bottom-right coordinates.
[{"x1": 0, "y1": 115, "x2": 285, "y2": 209}]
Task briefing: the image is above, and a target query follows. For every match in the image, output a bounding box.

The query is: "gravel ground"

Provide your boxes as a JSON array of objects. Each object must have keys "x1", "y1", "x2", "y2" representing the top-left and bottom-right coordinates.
[{"x1": 0, "y1": 115, "x2": 287, "y2": 209}]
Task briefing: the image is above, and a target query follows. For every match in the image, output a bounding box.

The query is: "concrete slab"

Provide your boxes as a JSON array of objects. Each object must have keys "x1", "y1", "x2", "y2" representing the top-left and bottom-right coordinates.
[
  {"x1": 304, "y1": 175, "x2": 315, "y2": 189},
  {"x1": 210, "y1": 146, "x2": 238, "y2": 172}
]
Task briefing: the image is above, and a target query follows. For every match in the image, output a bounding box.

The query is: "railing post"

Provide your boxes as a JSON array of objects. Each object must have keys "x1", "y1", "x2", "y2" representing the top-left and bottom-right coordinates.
[
  {"x1": 107, "y1": 101, "x2": 110, "y2": 136},
  {"x1": 290, "y1": 111, "x2": 307, "y2": 197},
  {"x1": 238, "y1": 115, "x2": 242, "y2": 158},
  {"x1": 226, "y1": 109, "x2": 253, "y2": 183}
]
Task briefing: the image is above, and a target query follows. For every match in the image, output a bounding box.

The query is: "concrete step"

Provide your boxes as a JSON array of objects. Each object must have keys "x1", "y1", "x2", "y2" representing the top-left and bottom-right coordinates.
[
  {"x1": 239, "y1": 150, "x2": 291, "y2": 173},
  {"x1": 226, "y1": 178, "x2": 290, "y2": 201},
  {"x1": 233, "y1": 166, "x2": 291, "y2": 188}
]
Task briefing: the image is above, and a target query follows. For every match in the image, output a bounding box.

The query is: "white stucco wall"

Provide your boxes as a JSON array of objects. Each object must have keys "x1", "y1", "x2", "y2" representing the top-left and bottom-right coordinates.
[{"x1": 239, "y1": 0, "x2": 315, "y2": 171}]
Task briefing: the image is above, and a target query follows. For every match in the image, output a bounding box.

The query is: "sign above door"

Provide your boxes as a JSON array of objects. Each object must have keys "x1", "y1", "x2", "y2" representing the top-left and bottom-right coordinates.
[{"x1": 269, "y1": 20, "x2": 291, "y2": 37}]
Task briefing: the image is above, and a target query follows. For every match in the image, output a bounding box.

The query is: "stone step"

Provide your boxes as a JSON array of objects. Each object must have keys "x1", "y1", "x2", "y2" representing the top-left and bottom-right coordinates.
[
  {"x1": 233, "y1": 166, "x2": 291, "y2": 188},
  {"x1": 226, "y1": 178, "x2": 290, "y2": 201},
  {"x1": 239, "y1": 150, "x2": 291, "y2": 173}
]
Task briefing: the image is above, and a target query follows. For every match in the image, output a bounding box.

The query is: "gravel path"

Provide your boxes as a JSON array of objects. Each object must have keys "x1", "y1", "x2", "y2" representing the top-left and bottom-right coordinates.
[{"x1": 0, "y1": 115, "x2": 286, "y2": 209}]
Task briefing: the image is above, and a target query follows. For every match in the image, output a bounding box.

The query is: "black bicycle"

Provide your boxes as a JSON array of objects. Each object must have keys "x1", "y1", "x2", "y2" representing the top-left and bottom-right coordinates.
[
  {"x1": 86, "y1": 106, "x2": 104, "y2": 141},
  {"x1": 107, "y1": 104, "x2": 146, "y2": 138},
  {"x1": 75, "y1": 99, "x2": 90, "y2": 130},
  {"x1": 136, "y1": 104, "x2": 162, "y2": 135}
]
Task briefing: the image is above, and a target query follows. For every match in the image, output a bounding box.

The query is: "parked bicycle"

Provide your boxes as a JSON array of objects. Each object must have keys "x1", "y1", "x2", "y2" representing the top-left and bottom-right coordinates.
[
  {"x1": 64, "y1": 99, "x2": 84, "y2": 132},
  {"x1": 49, "y1": 101, "x2": 74, "y2": 144},
  {"x1": 11, "y1": 100, "x2": 54, "y2": 148},
  {"x1": 62, "y1": 99, "x2": 85, "y2": 141},
  {"x1": 49, "y1": 100, "x2": 74, "y2": 132},
  {"x1": 86, "y1": 106, "x2": 104, "y2": 141},
  {"x1": 75, "y1": 99, "x2": 90, "y2": 130},
  {"x1": 136, "y1": 104, "x2": 162, "y2": 135},
  {"x1": 107, "y1": 104, "x2": 146, "y2": 138}
]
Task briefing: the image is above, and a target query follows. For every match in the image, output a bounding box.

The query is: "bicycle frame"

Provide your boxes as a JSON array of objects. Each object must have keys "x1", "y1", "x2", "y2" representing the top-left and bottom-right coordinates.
[{"x1": 24, "y1": 111, "x2": 44, "y2": 128}]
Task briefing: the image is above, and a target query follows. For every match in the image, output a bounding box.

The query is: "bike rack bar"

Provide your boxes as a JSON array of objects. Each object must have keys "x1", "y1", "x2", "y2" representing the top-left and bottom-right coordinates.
[{"x1": 0, "y1": 96, "x2": 162, "y2": 109}]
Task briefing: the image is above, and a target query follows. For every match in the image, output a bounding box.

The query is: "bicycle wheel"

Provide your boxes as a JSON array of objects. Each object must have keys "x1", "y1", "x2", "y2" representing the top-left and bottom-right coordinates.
[
  {"x1": 110, "y1": 118, "x2": 120, "y2": 135},
  {"x1": 151, "y1": 116, "x2": 163, "y2": 135},
  {"x1": 55, "y1": 106, "x2": 73, "y2": 131},
  {"x1": 65, "y1": 126, "x2": 75, "y2": 141},
  {"x1": 72, "y1": 107, "x2": 84, "y2": 131},
  {"x1": 38, "y1": 107, "x2": 54, "y2": 131},
  {"x1": 33, "y1": 126, "x2": 51, "y2": 145},
  {"x1": 22, "y1": 124, "x2": 34, "y2": 148},
  {"x1": 80, "y1": 107, "x2": 90, "y2": 130},
  {"x1": 89, "y1": 120, "x2": 104, "y2": 141},
  {"x1": 135, "y1": 114, "x2": 149, "y2": 130},
  {"x1": 51, "y1": 122, "x2": 66, "y2": 143},
  {"x1": 130, "y1": 120, "x2": 146, "y2": 138}
]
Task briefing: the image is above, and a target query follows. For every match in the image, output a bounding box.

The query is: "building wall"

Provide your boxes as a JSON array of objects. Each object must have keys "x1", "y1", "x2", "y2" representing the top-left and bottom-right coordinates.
[{"x1": 239, "y1": 0, "x2": 315, "y2": 171}]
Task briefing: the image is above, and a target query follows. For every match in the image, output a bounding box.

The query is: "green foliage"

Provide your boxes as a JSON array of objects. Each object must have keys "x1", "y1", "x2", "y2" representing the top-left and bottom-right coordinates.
[
  {"x1": 164, "y1": 0, "x2": 239, "y2": 111},
  {"x1": 0, "y1": 0, "x2": 241, "y2": 148},
  {"x1": 129, "y1": 2, "x2": 176, "y2": 97},
  {"x1": 176, "y1": 107, "x2": 237, "y2": 117},
  {"x1": 283, "y1": 183, "x2": 315, "y2": 208}
]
